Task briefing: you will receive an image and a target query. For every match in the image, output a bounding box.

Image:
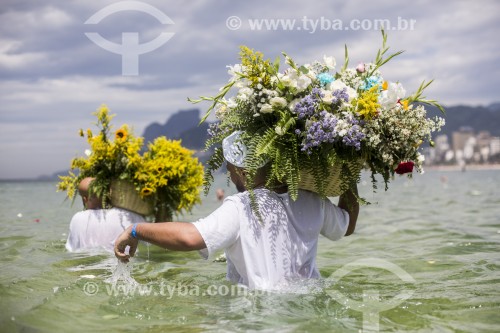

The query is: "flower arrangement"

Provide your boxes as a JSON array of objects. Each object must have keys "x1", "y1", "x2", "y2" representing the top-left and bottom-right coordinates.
[
  {"x1": 57, "y1": 105, "x2": 204, "y2": 220},
  {"x1": 190, "y1": 30, "x2": 445, "y2": 200}
]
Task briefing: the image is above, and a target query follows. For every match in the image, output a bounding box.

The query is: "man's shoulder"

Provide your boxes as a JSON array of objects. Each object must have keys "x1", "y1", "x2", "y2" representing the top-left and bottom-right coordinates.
[
  {"x1": 107, "y1": 207, "x2": 144, "y2": 220},
  {"x1": 71, "y1": 209, "x2": 92, "y2": 219},
  {"x1": 294, "y1": 189, "x2": 331, "y2": 208}
]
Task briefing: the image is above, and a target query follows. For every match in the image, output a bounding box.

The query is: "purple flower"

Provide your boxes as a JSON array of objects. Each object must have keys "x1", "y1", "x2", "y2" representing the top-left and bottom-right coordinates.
[
  {"x1": 340, "y1": 115, "x2": 365, "y2": 150},
  {"x1": 293, "y1": 88, "x2": 324, "y2": 119},
  {"x1": 300, "y1": 113, "x2": 365, "y2": 153},
  {"x1": 332, "y1": 88, "x2": 349, "y2": 104},
  {"x1": 207, "y1": 122, "x2": 230, "y2": 138},
  {"x1": 301, "y1": 111, "x2": 338, "y2": 153}
]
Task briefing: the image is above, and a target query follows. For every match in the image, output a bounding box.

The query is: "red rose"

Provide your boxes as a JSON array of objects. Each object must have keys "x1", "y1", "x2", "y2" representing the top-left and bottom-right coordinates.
[{"x1": 395, "y1": 161, "x2": 414, "y2": 174}]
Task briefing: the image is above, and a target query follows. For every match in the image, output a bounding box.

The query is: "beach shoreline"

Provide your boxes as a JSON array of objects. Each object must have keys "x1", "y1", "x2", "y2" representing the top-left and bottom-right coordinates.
[{"x1": 425, "y1": 163, "x2": 500, "y2": 171}]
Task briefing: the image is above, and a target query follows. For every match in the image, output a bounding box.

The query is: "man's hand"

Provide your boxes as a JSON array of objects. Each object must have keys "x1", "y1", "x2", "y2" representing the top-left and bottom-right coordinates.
[
  {"x1": 338, "y1": 184, "x2": 359, "y2": 236},
  {"x1": 114, "y1": 226, "x2": 138, "y2": 263}
]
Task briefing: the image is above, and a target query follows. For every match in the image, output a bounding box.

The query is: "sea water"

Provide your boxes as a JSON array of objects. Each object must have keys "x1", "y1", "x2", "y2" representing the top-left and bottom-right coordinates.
[{"x1": 0, "y1": 170, "x2": 499, "y2": 332}]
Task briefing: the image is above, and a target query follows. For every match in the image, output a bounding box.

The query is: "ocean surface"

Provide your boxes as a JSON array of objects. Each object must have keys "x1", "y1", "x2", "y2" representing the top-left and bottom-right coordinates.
[{"x1": 0, "y1": 170, "x2": 499, "y2": 332}]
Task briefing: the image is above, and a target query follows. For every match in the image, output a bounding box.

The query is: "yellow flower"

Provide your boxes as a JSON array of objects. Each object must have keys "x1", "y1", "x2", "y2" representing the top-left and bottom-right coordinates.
[
  {"x1": 239, "y1": 46, "x2": 271, "y2": 87},
  {"x1": 140, "y1": 187, "x2": 153, "y2": 196},
  {"x1": 356, "y1": 86, "x2": 380, "y2": 120},
  {"x1": 99, "y1": 104, "x2": 108, "y2": 113},
  {"x1": 382, "y1": 81, "x2": 389, "y2": 90},
  {"x1": 78, "y1": 129, "x2": 84, "y2": 137},
  {"x1": 115, "y1": 128, "x2": 128, "y2": 141}
]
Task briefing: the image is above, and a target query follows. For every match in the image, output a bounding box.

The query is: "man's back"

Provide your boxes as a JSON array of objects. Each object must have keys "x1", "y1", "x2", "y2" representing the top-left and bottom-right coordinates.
[
  {"x1": 193, "y1": 189, "x2": 349, "y2": 289},
  {"x1": 66, "y1": 207, "x2": 144, "y2": 252}
]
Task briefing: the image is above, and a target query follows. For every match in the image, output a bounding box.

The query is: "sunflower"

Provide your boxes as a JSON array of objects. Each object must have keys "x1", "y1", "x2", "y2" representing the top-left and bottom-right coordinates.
[
  {"x1": 140, "y1": 187, "x2": 153, "y2": 196},
  {"x1": 115, "y1": 128, "x2": 128, "y2": 141}
]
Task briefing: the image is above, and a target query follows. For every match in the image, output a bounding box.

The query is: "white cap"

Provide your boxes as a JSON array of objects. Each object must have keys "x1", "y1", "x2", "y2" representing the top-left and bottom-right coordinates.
[
  {"x1": 222, "y1": 131, "x2": 247, "y2": 168},
  {"x1": 222, "y1": 131, "x2": 269, "y2": 168}
]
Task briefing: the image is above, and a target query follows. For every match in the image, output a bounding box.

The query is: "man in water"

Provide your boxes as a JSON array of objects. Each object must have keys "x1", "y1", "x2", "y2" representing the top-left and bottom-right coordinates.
[
  {"x1": 66, "y1": 177, "x2": 144, "y2": 253},
  {"x1": 114, "y1": 132, "x2": 359, "y2": 289}
]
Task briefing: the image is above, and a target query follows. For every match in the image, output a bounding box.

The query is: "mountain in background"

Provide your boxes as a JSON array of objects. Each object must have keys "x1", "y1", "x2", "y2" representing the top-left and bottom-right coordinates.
[
  {"x1": 142, "y1": 108, "x2": 209, "y2": 150},
  {"x1": 426, "y1": 103, "x2": 500, "y2": 138}
]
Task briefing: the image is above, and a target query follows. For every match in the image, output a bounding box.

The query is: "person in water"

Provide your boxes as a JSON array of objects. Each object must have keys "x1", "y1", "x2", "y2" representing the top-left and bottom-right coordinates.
[
  {"x1": 114, "y1": 131, "x2": 359, "y2": 289},
  {"x1": 66, "y1": 177, "x2": 143, "y2": 253}
]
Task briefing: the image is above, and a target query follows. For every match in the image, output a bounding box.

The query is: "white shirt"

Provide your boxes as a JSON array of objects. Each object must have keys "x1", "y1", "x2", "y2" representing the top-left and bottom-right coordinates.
[
  {"x1": 192, "y1": 189, "x2": 349, "y2": 290},
  {"x1": 66, "y1": 207, "x2": 144, "y2": 253}
]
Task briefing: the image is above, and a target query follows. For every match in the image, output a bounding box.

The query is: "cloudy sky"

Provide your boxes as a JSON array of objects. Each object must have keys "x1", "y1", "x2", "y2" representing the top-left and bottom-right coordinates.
[{"x1": 1, "y1": 0, "x2": 499, "y2": 179}]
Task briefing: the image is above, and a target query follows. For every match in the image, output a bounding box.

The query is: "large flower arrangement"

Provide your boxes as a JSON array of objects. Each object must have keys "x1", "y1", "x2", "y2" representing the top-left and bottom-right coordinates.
[
  {"x1": 57, "y1": 105, "x2": 204, "y2": 220},
  {"x1": 190, "y1": 31, "x2": 445, "y2": 199}
]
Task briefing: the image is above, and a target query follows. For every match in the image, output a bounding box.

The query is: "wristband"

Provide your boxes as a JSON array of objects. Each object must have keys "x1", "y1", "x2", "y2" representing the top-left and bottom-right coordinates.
[{"x1": 131, "y1": 223, "x2": 139, "y2": 239}]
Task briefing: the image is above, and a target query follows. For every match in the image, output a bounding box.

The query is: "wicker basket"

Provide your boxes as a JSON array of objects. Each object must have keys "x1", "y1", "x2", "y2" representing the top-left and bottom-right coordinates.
[
  {"x1": 110, "y1": 180, "x2": 154, "y2": 216},
  {"x1": 299, "y1": 159, "x2": 364, "y2": 197}
]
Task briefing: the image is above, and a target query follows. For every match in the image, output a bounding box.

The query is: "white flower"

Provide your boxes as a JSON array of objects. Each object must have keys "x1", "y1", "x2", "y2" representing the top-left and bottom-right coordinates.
[
  {"x1": 234, "y1": 77, "x2": 251, "y2": 88},
  {"x1": 227, "y1": 97, "x2": 237, "y2": 108},
  {"x1": 283, "y1": 71, "x2": 299, "y2": 88},
  {"x1": 303, "y1": 63, "x2": 317, "y2": 78},
  {"x1": 275, "y1": 126, "x2": 285, "y2": 136},
  {"x1": 296, "y1": 74, "x2": 312, "y2": 92},
  {"x1": 260, "y1": 103, "x2": 273, "y2": 113},
  {"x1": 282, "y1": 70, "x2": 311, "y2": 91},
  {"x1": 237, "y1": 87, "x2": 253, "y2": 101},
  {"x1": 280, "y1": 74, "x2": 292, "y2": 87},
  {"x1": 390, "y1": 82, "x2": 406, "y2": 99},
  {"x1": 321, "y1": 90, "x2": 334, "y2": 104},
  {"x1": 270, "y1": 97, "x2": 287, "y2": 108},
  {"x1": 329, "y1": 79, "x2": 347, "y2": 91},
  {"x1": 215, "y1": 103, "x2": 227, "y2": 119},
  {"x1": 379, "y1": 82, "x2": 406, "y2": 109},
  {"x1": 84, "y1": 149, "x2": 92, "y2": 157},
  {"x1": 226, "y1": 64, "x2": 242, "y2": 81},
  {"x1": 345, "y1": 87, "x2": 358, "y2": 101},
  {"x1": 288, "y1": 98, "x2": 301, "y2": 112},
  {"x1": 328, "y1": 80, "x2": 357, "y2": 101},
  {"x1": 323, "y1": 55, "x2": 336, "y2": 70}
]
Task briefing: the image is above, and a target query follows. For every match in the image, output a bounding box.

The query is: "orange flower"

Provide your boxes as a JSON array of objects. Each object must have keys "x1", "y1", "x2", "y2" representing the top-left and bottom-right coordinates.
[
  {"x1": 401, "y1": 99, "x2": 409, "y2": 110},
  {"x1": 382, "y1": 81, "x2": 389, "y2": 90}
]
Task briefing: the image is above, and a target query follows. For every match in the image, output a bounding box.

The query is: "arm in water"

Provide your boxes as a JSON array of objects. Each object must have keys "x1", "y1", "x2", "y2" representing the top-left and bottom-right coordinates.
[{"x1": 114, "y1": 222, "x2": 206, "y2": 263}]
